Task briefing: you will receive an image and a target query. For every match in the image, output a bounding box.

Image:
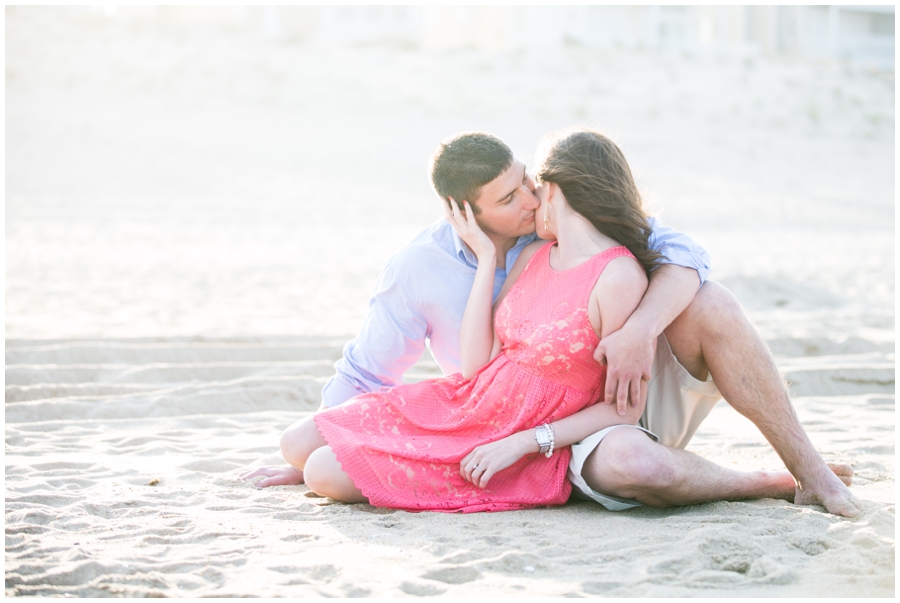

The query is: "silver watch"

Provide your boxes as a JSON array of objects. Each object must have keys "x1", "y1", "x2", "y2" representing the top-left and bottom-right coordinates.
[{"x1": 534, "y1": 424, "x2": 555, "y2": 458}]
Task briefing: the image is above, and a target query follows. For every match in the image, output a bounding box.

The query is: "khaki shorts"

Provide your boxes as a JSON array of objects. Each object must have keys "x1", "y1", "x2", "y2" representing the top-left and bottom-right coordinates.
[{"x1": 568, "y1": 333, "x2": 722, "y2": 511}]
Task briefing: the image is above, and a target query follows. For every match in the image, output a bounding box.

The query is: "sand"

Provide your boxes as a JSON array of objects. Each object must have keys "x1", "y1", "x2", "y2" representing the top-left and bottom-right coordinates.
[{"x1": 5, "y1": 7, "x2": 895, "y2": 597}]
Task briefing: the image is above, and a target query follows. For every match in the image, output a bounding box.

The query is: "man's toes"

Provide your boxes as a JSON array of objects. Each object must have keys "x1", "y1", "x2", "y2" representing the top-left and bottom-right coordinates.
[
  {"x1": 796, "y1": 482, "x2": 862, "y2": 518},
  {"x1": 827, "y1": 462, "x2": 853, "y2": 486},
  {"x1": 827, "y1": 497, "x2": 861, "y2": 518}
]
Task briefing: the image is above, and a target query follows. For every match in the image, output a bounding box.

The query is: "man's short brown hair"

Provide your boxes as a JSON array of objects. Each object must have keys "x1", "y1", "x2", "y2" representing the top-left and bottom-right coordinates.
[{"x1": 429, "y1": 132, "x2": 513, "y2": 214}]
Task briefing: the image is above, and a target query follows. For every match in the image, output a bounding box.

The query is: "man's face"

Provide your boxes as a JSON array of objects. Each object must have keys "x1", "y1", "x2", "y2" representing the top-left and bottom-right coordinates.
[{"x1": 470, "y1": 159, "x2": 540, "y2": 241}]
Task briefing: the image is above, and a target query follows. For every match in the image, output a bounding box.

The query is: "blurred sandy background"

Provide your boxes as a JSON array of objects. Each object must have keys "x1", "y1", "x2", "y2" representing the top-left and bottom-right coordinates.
[{"x1": 5, "y1": 6, "x2": 894, "y2": 597}]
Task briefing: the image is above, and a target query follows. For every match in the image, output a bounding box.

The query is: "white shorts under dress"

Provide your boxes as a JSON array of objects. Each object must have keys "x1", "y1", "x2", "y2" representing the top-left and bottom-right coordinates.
[{"x1": 568, "y1": 333, "x2": 722, "y2": 511}]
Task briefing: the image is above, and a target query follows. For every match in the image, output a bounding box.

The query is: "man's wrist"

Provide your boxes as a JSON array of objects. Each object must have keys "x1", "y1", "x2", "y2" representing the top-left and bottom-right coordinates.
[{"x1": 621, "y1": 311, "x2": 660, "y2": 342}]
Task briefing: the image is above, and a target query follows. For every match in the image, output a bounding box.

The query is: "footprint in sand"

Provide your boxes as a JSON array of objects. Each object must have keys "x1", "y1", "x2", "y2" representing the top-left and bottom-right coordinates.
[
  {"x1": 582, "y1": 581, "x2": 623, "y2": 594},
  {"x1": 279, "y1": 533, "x2": 320, "y2": 542},
  {"x1": 422, "y1": 566, "x2": 481, "y2": 585},
  {"x1": 399, "y1": 581, "x2": 446, "y2": 596},
  {"x1": 269, "y1": 563, "x2": 337, "y2": 585}
]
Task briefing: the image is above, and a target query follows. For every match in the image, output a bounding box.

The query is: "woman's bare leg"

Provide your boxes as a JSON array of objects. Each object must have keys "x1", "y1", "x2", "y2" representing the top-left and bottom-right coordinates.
[
  {"x1": 240, "y1": 416, "x2": 328, "y2": 488},
  {"x1": 280, "y1": 416, "x2": 328, "y2": 469},
  {"x1": 304, "y1": 446, "x2": 368, "y2": 503}
]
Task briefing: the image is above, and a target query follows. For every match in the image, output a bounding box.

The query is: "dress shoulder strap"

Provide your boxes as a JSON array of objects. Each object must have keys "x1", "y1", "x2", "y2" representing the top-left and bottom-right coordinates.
[{"x1": 576, "y1": 245, "x2": 638, "y2": 292}]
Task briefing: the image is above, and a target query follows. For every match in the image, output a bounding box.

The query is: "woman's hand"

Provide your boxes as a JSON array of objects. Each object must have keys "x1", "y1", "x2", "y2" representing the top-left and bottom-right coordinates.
[
  {"x1": 444, "y1": 198, "x2": 496, "y2": 262},
  {"x1": 460, "y1": 431, "x2": 538, "y2": 488},
  {"x1": 239, "y1": 465, "x2": 304, "y2": 488}
]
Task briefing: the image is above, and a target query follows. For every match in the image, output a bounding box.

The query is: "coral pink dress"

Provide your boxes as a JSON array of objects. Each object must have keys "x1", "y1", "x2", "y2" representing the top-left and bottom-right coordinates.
[{"x1": 315, "y1": 243, "x2": 634, "y2": 512}]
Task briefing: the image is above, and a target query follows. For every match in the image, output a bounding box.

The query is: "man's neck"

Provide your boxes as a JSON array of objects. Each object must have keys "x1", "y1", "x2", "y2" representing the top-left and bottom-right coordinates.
[{"x1": 489, "y1": 235, "x2": 519, "y2": 270}]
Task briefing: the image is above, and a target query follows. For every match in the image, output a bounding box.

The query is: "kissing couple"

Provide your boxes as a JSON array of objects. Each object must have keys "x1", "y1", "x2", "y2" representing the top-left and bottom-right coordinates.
[{"x1": 243, "y1": 129, "x2": 857, "y2": 517}]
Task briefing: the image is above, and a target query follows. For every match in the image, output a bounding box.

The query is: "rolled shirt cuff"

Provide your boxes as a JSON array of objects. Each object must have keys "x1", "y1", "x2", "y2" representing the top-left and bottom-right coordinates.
[
  {"x1": 655, "y1": 245, "x2": 711, "y2": 285},
  {"x1": 321, "y1": 376, "x2": 370, "y2": 408}
]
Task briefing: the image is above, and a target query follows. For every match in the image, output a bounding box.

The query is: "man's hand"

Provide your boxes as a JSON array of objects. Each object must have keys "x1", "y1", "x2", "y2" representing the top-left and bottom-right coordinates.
[
  {"x1": 239, "y1": 466, "x2": 304, "y2": 488},
  {"x1": 460, "y1": 431, "x2": 536, "y2": 489},
  {"x1": 594, "y1": 326, "x2": 656, "y2": 416}
]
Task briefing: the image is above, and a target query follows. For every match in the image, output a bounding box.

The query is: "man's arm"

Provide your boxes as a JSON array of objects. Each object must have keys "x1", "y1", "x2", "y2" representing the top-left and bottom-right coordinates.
[
  {"x1": 594, "y1": 218, "x2": 709, "y2": 414},
  {"x1": 320, "y1": 260, "x2": 428, "y2": 409},
  {"x1": 646, "y1": 217, "x2": 711, "y2": 284}
]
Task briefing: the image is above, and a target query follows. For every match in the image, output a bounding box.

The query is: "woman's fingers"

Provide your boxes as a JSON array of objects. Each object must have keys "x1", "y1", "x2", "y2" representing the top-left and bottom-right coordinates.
[
  {"x1": 240, "y1": 466, "x2": 304, "y2": 489},
  {"x1": 239, "y1": 467, "x2": 271, "y2": 480},
  {"x1": 461, "y1": 450, "x2": 486, "y2": 486},
  {"x1": 466, "y1": 460, "x2": 491, "y2": 488},
  {"x1": 460, "y1": 450, "x2": 473, "y2": 481},
  {"x1": 445, "y1": 197, "x2": 468, "y2": 234},
  {"x1": 470, "y1": 463, "x2": 486, "y2": 487},
  {"x1": 463, "y1": 201, "x2": 476, "y2": 225},
  {"x1": 476, "y1": 466, "x2": 494, "y2": 488}
]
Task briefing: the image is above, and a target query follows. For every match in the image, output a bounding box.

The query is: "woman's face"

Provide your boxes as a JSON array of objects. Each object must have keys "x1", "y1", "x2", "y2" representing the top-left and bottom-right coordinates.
[{"x1": 535, "y1": 181, "x2": 557, "y2": 241}]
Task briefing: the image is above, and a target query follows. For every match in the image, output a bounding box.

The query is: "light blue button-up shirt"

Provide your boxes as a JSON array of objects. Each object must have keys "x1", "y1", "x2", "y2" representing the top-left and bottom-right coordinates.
[{"x1": 321, "y1": 217, "x2": 710, "y2": 408}]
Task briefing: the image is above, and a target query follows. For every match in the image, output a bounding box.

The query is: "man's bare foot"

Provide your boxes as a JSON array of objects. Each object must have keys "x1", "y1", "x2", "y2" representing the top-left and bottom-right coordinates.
[
  {"x1": 826, "y1": 462, "x2": 853, "y2": 487},
  {"x1": 794, "y1": 464, "x2": 860, "y2": 518},
  {"x1": 240, "y1": 465, "x2": 304, "y2": 488}
]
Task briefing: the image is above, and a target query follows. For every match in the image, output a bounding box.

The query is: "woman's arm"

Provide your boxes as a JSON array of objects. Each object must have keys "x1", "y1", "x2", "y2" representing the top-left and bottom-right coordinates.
[
  {"x1": 594, "y1": 264, "x2": 700, "y2": 415},
  {"x1": 460, "y1": 398, "x2": 646, "y2": 488},
  {"x1": 595, "y1": 216, "x2": 709, "y2": 414},
  {"x1": 445, "y1": 200, "x2": 497, "y2": 379}
]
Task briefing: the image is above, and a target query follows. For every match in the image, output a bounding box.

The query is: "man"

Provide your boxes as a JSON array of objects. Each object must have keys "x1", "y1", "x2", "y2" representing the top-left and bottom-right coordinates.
[{"x1": 248, "y1": 132, "x2": 858, "y2": 518}]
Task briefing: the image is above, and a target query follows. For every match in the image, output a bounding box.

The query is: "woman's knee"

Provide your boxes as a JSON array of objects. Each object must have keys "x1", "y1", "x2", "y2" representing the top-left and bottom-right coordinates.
[
  {"x1": 280, "y1": 417, "x2": 324, "y2": 467},
  {"x1": 304, "y1": 447, "x2": 365, "y2": 503},
  {"x1": 302, "y1": 447, "x2": 332, "y2": 496}
]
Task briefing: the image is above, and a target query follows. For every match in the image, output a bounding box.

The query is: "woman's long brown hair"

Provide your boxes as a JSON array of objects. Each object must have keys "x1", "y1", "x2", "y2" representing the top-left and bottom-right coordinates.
[{"x1": 535, "y1": 130, "x2": 663, "y2": 275}]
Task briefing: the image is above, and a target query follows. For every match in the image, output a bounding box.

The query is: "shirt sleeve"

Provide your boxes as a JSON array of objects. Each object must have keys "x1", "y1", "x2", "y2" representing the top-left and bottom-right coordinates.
[
  {"x1": 646, "y1": 216, "x2": 712, "y2": 284},
  {"x1": 320, "y1": 260, "x2": 428, "y2": 408}
]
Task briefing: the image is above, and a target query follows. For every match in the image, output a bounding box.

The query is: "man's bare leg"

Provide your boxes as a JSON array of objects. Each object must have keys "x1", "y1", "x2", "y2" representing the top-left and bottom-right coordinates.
[
  {"x1": 663, "y1": 282, "x2": 859, "y2": 517},
  {"x1": 584, "y1": 427, "x2": 852, "y2": 507}
]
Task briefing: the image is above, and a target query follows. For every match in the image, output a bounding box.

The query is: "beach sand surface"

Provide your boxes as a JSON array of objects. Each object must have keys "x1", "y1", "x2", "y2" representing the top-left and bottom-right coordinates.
[{"x1": 6, "y1": 8, "x2": 895, "y2": 597}]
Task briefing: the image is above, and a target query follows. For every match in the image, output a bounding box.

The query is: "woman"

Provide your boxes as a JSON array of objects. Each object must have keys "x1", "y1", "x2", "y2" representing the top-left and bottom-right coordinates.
[{"x1": 262, "y1": 130, "x2": 659, "y2": 512}]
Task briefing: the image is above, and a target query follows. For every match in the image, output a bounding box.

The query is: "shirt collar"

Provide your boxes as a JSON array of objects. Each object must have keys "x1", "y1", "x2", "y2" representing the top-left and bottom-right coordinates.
[
  {"x1": 451, "y1": 228, "x2": 540, "y2": 269},
  {"x1": 451, "y1": 228, "x2": 479, "y2": 267}
]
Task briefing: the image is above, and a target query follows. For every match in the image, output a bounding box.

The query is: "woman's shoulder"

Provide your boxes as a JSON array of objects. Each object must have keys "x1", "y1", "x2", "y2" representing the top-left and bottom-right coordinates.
[
  {"x1": 594, "y1": 249, "x2": 648, "y2": 292},
  {"x1": 512, "y1": 239, "x2": 551, "y2": 270},
  {"x1": 524, "y1": 239, "x2": 552, "y2": 257}
]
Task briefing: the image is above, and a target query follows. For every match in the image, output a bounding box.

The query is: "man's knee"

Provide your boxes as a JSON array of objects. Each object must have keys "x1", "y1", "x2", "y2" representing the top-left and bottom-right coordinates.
[
  {"x1": 666, "y1": 281, "x2": 751, "y2": 380},
  {"x1": 583, "y1": 428, "x2": 671, "y2": 499},
  {"x1": 679, "y1": 281, "x2": 746, "y2": 333}
]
